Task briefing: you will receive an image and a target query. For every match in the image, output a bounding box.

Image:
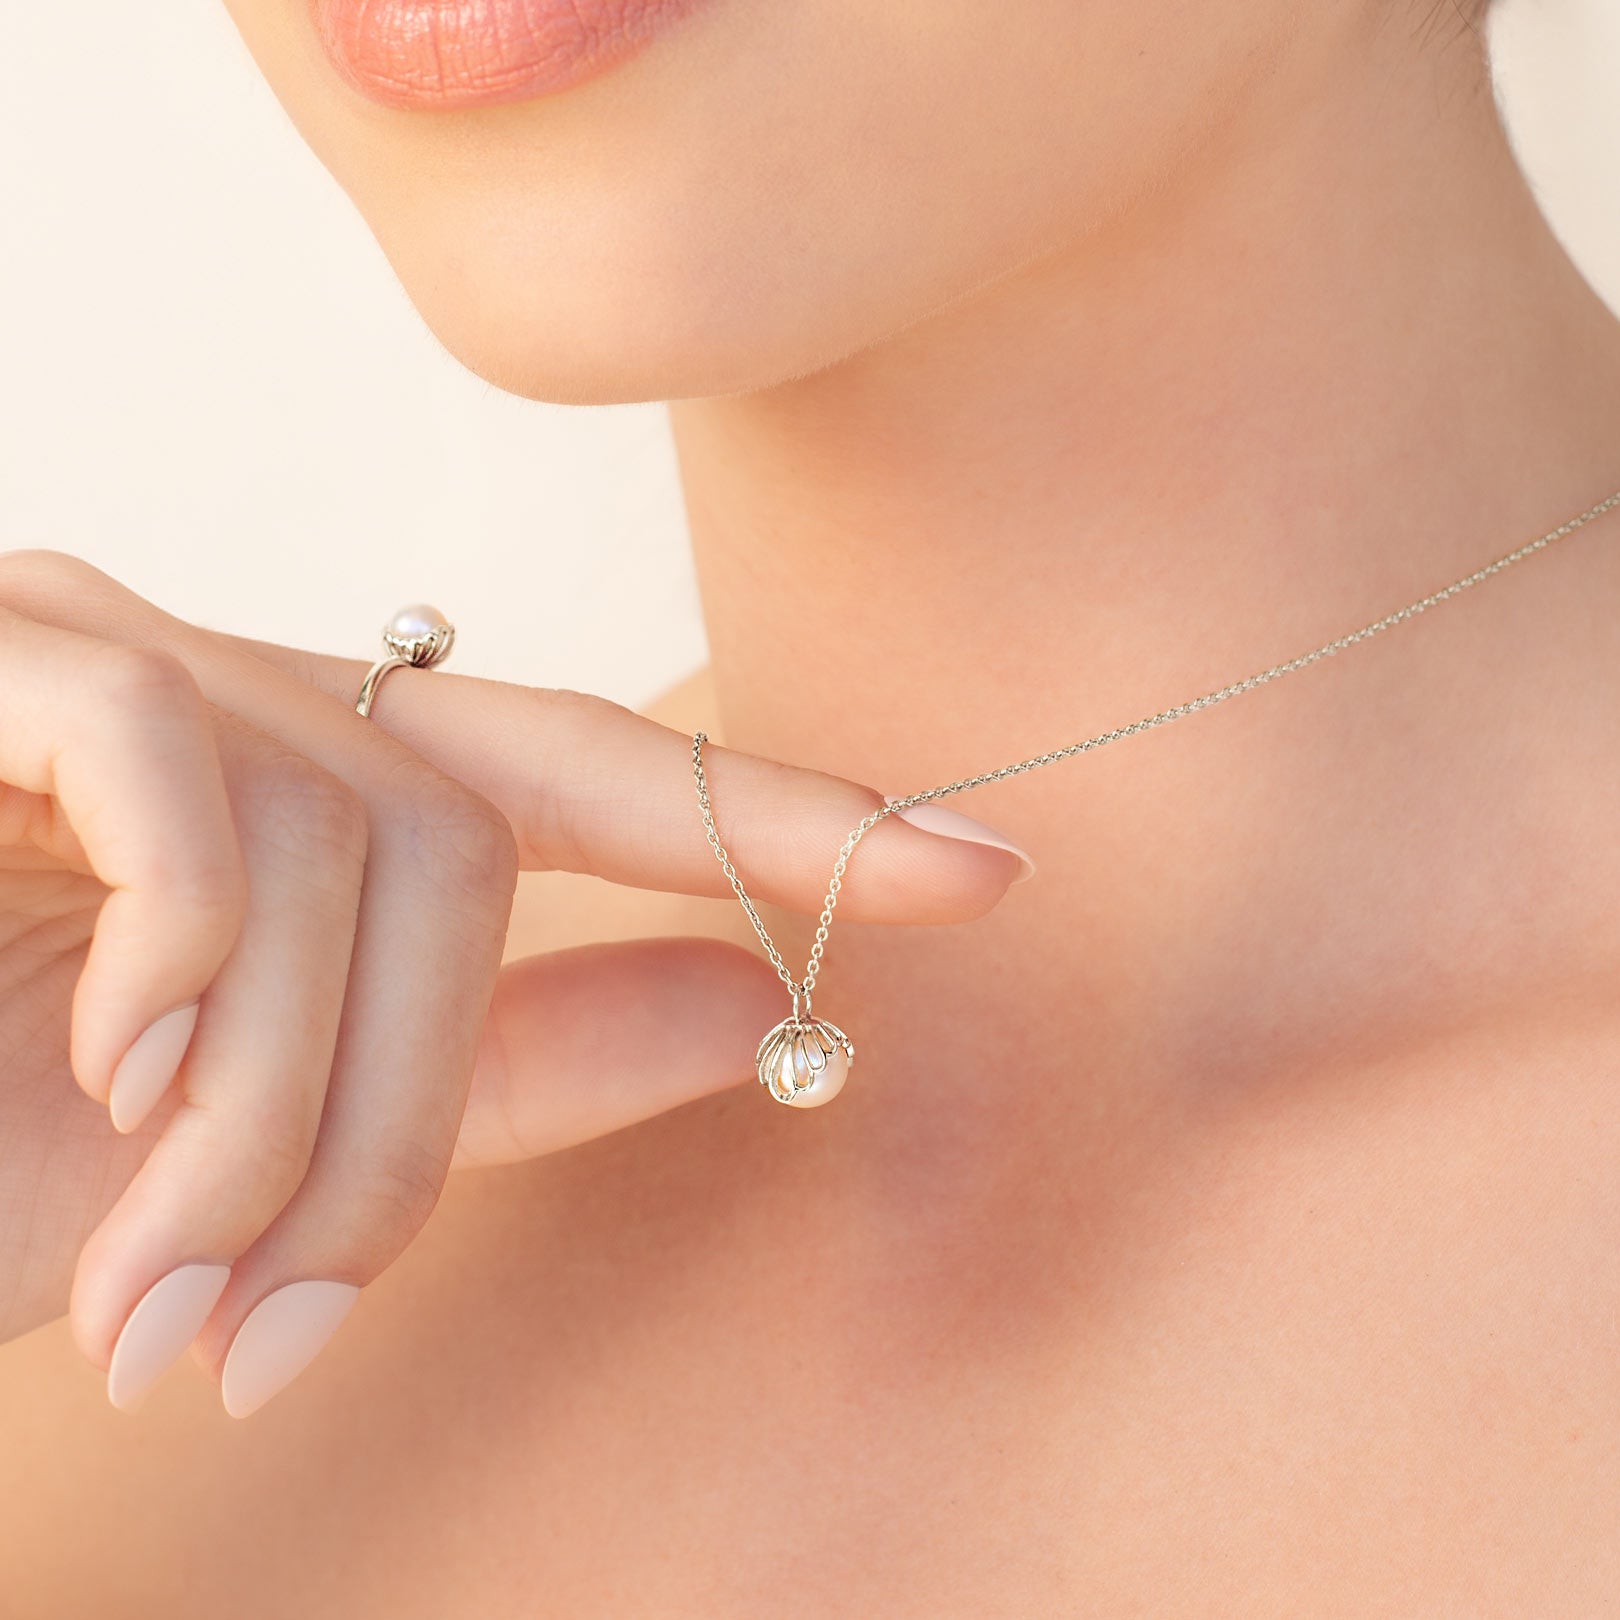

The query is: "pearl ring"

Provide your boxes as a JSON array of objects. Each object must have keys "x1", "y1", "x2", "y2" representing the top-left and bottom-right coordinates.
[{"x1": 355, "y1": 604, "x2": 456, "y2": 719}]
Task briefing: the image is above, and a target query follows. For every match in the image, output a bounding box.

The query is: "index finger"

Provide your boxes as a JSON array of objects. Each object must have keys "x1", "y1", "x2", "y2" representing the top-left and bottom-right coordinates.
[{"x1": 221, "y1": 634, "x2": 1034, "y2": 926}]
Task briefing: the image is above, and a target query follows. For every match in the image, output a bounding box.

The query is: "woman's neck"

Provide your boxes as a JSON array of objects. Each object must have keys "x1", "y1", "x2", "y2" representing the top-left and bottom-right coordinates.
[{"x1": 666, "y1": 22, "x2": 1620, "y2": 1103}]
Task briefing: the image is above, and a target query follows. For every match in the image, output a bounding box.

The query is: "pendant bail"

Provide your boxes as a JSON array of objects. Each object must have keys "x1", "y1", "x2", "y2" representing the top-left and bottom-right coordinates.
[{"x1": 791, "y1": 983, "x2": 812, "y2": 1022}]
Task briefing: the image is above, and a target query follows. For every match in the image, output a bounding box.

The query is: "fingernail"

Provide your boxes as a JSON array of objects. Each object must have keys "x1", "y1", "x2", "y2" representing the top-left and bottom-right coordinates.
[
  {"x1": 109, "y1": 1003, "x2": 199, "y2": 1133},
  {"x1": 221, "y1": 1280, "x2": 360, "y2": 1419},
  {"x1": 107, "y1": 1262, "x2": 231, "y2": 1413},
  {"x1": 883, "y1": 796, "x2": 1036, "y2": 883}
]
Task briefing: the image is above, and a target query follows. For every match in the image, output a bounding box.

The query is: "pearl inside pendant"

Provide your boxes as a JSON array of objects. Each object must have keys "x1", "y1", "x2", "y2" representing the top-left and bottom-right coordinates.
[
  {"x1": 780, "y1": 1043, "x2": 849, "y2": 1108},
  {"x1": 756, "y1": 1014, "x2": 854, "y2": 1108}
]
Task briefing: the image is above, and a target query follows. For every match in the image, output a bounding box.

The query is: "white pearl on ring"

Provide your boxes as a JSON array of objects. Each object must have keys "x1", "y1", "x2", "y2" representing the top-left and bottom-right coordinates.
[
  {"x1": 387, "y1": 604, "x2": 448, "y2": 641},
  {"x1": 381, "y1": 604, "x2": 455, "y2": 669}
]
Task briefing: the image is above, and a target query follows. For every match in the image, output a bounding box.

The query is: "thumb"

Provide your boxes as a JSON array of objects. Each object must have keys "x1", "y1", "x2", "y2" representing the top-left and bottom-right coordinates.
[{"x1": 452, "y1": 936, "x2": 786, "y2": 1167}]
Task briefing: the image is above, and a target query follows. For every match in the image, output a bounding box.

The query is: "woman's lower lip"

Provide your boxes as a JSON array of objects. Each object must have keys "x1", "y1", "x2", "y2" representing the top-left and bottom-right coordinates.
[{"x1": 314, "y1": 0, "x2": 709, "y2": 111}]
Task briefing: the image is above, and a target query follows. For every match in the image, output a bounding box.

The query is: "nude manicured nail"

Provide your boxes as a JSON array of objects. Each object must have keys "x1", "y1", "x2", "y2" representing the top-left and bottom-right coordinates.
[
  {"x1": 883, "y1": 796, "x2": 1036, "y2": 883},
  {"x1": 107, "y1": 1262, "x2": 231, "y2": 1413},
  {"x1": 108, "y1": 1003, "x2": 199, "y2": 1133},
  {"x1": 221, "y1": 1280, "x2": 360, "y2": 1419}
]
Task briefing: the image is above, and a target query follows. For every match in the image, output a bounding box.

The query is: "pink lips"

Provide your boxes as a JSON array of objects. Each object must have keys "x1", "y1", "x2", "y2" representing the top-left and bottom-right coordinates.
[{"x1": 314, "y1": 0, "x2": 708, "y2": 110}]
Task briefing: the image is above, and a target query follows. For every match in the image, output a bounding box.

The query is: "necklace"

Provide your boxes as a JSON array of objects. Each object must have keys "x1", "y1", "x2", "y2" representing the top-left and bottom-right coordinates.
[{"x1": 691, "y1": 487, "x2": 1620, "y2": 1109}]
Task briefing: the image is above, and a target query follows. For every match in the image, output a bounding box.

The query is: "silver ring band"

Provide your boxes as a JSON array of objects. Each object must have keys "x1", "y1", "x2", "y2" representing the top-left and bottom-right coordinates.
[{"x1": 356, "y1": 605, "x2": 455, "y2": 719}]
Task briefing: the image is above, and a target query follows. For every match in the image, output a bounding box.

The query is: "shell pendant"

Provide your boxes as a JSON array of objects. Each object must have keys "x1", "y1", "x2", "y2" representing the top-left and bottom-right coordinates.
[{"x1": 755, "y1": 1014, "x2": 854, "y2": 1108}]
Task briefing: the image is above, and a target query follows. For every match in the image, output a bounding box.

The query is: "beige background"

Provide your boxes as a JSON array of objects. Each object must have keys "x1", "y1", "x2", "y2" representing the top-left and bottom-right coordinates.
[{"x1": 2, "y1": 0, "x2": 1617, "y2": 706}]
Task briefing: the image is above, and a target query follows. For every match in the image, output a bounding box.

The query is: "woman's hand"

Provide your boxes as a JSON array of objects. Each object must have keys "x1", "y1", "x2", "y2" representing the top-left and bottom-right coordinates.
[{"x1": 0, "y1": 551, "x2": 1028, "y2": 1416}]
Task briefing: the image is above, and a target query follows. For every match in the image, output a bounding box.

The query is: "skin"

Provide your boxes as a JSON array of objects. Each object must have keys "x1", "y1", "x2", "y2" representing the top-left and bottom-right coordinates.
[{"x1": 3, "y1": 0, "x2": 1620, "y2": 1612}]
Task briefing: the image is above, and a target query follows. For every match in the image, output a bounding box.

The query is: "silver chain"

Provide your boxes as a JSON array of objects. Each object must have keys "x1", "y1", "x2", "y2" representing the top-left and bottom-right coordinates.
[{"x1": 692, "y1": 487, "x2": 1620, "y2": 1010}]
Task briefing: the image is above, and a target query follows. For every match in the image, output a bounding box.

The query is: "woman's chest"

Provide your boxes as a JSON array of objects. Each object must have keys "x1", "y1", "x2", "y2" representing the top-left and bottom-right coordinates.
[
  {"x1": 3, "y1": 994, "x2": 1615, "y2": 1618},
  {"x1": 435, "y1": 1045, "x2": 1616, "y2": 1619}
]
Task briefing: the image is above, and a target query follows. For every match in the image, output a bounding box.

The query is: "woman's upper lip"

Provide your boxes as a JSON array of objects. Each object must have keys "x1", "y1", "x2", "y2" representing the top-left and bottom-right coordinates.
[{"x1": 314, "y1": 0, "x2": 703, "y2": 111}]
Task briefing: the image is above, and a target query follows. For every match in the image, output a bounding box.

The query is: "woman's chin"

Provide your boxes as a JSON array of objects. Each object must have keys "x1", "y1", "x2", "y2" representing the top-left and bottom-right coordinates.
[
  {"x1": 370, "y1": 230, "x2": 866, "y2": 407},
  {"x1": 406, "y1": 290, "x2": 792, "y2": 407}
]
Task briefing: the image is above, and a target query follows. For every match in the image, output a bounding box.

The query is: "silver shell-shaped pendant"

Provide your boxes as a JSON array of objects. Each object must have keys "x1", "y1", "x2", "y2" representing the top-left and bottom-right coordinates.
[{"x1": 755, "y1": 1015, "x2": 854, "y2": 1108}]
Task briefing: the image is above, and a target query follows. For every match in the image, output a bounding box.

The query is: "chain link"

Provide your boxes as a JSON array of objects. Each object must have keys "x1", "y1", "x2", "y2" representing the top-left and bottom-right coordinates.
[{"x1": 693, "y1": 487, "x2": 1620, "y2": 1006}]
